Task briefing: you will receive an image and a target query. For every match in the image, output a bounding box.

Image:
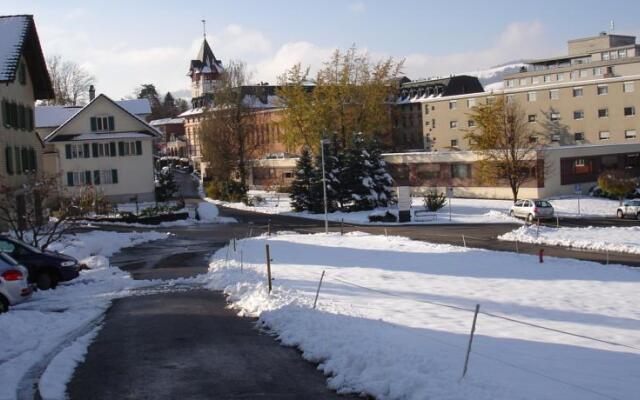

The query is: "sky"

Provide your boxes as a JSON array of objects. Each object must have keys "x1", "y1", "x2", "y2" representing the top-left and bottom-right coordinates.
[{"x1": 3, "y1": 0, "x2": 640, "y2": 101}]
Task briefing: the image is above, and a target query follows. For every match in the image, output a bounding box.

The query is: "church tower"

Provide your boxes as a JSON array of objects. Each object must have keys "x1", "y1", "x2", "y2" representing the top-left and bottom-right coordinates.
[{"x1": 188, "y1": 21, "x2": 224, "y2": 108}]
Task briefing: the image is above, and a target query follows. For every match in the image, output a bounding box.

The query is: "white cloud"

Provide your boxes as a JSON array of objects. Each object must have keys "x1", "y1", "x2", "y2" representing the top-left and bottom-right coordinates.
[
  {"x1": 349, "y1": 2, "x2": 366, "y2": 13},
  {"x1": 251, "y1": 41, "x2": 335, "y2": 83},
  {"x1": 209, "y1": 24, "x2": 272, "y2": 57}
]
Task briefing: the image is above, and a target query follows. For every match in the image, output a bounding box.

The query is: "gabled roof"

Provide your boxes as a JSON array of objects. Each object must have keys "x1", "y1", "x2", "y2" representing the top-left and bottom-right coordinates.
[
  {"x1": 189, "y1": 38, "x2": 223, "y2": 76},
  {"x1": 0, "y1": 15, "x2": 53, "y2": 99},
  {"x1": 36, "y1": 99, "x2": 152, "y2": 128},
  {"x1": 44, "y1": 93, "x2": 161, "y2": 143}
]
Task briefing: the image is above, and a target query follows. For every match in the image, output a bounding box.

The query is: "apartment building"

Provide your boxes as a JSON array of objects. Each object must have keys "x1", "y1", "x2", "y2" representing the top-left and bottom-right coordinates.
[{"x1": 425, "y1": 32, "x2": 640, "y2": 151}]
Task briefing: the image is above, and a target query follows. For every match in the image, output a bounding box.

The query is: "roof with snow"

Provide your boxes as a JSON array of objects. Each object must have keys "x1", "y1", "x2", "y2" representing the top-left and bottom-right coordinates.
[
  {"x1": 36, "y1": 98, "x2": 152, "y2": 128},
  {"x1": 397, "y1": 75, "x2": 484, "y2": 103},
  {"x1": 189, "y1": 38, "x2": 223, "y2": 76},
  {"x1": 150, "y1": 117, "x2": 185, "y2": 126},
  {"x1": 0, "y1": 15, "x2": 53, "y2": 99}
]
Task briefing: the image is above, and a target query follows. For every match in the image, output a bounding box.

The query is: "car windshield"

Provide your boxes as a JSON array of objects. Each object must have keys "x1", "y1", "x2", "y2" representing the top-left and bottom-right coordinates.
[
  {"x1": 534, "y1": 200, "x2": 552, "y2": 207},
  {"x1": 0, "y1": 252, "x2": 19, "y2": 266},
  {"x1": 7, "y1": 237, "x2": 42, "y2": 254}
]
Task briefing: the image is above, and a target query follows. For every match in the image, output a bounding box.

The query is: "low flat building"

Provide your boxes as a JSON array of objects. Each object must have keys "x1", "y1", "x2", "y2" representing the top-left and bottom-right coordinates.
[{"x1": 42, "y1": 94, "x2": 160, "y2": 202}]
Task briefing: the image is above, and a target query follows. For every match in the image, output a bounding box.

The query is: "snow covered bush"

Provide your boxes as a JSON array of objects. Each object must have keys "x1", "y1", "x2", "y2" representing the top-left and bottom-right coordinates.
[{"x1": 423, "y1": 190, "x2": 447, "y2": 212}]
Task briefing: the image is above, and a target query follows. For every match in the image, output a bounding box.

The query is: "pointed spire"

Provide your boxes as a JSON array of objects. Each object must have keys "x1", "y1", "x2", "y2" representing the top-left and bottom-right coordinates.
[{"x1": 202, "y1": 19, "x2": 206, "y2": 38}]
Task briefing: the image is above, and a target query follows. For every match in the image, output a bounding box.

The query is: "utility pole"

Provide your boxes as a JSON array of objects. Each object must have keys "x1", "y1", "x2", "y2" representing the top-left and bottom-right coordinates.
[{"x1": 320, "y1": 136, "x2": 329, "y2": 234}]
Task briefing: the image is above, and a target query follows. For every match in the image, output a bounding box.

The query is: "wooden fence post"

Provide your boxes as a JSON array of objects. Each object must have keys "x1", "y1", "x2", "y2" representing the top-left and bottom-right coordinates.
[
  {"x1": 462, "y1": 304, "x2": 480, "y2": 378},
  {"x1": 462, "y1": 234, "x2": 466, "y2": 248},
  {"x1": 313, "y1": 270, "x2": 326, "y2": 309},
  {"x1": 266, "y1": 244, "x2": 272, "y2": 292}
]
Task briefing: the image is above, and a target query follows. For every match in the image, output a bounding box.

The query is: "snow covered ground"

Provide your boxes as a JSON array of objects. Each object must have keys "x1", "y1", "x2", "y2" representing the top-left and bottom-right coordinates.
[
  {"x1": 204, "y1": 232, "x2": 640, "y2": 400},
  {"x1": 0, "y1": 230, "x2": 170, "y2": 400},
  {"x1": 214, "y1": 190, "x2": 622, "y2": 224},
  {"x1": 499, "y1": 225, "x2": 640, "y2": 255}
]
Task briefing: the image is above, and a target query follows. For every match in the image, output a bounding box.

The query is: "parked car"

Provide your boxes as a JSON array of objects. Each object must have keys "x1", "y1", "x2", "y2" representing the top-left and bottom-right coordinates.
[
  {"x1": 509, "y1": 199, "x2": 555, "y2": 221},
  {"x1": 589, "y1": 185, "x2": 640, "y2": 199},
  {"x1": 616, "y1": 199, "x2": 640, "y2": 219},
  {"x1": 0, "y1": 236, "x2": 80, "y2": 290},
  {"x1": 0, "y1": 252, "x2": 32, "y2": 313}
]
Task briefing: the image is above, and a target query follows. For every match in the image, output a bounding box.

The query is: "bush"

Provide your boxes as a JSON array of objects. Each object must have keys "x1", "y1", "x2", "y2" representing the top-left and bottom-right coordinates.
[
  {"x1": 205, "y1": 179, "x2": 247, "y2": 202},
  {"x1": 244, "y1": 195, "x2": 266, "y2": 206},
  {"x1": 423, "y1": 190, "x2": 447, "y2": 212},
  {"x1": 368, "y1": 211, "x2": 397, "y2": 223}
]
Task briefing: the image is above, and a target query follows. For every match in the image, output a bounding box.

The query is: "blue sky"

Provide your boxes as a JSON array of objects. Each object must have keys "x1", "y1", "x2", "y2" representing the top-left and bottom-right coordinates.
[{"x1": 3, "y1": 0, "x2": 640, "y2": 100}]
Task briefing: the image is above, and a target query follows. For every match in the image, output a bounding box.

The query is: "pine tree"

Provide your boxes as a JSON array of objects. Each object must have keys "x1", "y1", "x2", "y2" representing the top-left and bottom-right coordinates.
[
  {"x1": 342, "y1": 133, "x2": 375, "y2": 211},
  {"x1": 156, "y1": 167, "x2": 178, "y2": 202},
  {"x1": 289, "y1": 148, "x2": 314, "y2": 211},
  {"x1": 367, "y1": 140, "x2": 395, "y2": 207}
]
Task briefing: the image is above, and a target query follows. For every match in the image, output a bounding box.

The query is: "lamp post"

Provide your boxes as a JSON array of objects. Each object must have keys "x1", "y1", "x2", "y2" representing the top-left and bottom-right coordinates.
[{"x1": 320, "y1": 137, "x2": 330, "y2": 234}]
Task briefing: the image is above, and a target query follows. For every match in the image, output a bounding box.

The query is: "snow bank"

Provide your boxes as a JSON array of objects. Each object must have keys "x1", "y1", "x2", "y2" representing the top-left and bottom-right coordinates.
[
  {"x1": 499, "y1": 225, "x2": 640, "y2": 254},
  {"x1": 0, "y1": 230, "x2": 170, "y2": 400},
  {"x1": 204, "y1": 232, "x2": 640, "y2": 400},
  {"x1": 197, "y1": 201, "x2": 219, "y2": 221}
]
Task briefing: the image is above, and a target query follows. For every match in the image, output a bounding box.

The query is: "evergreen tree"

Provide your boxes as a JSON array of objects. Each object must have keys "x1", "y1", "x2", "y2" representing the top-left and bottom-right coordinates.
[
  {"x1": 366, "y1": 140, "x2": 395, "y2": 207},
  {"x1": 156, "y1": 167, "x2": 178, "y2": 202},
  {"x1": 342, "y1": 133, "x2": 375, "y2": 211},
  {"x1": 290, "y1": 148, "x2": 314, "y2": 211},
  {"x1": 309, "y1": 143, "x2": 339, "y2": 214}
]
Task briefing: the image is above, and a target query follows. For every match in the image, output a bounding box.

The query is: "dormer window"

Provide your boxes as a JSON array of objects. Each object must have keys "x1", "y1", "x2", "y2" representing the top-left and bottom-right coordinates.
[{"x1": 90, "y1": 116, "x2": 115, "y2": 132}]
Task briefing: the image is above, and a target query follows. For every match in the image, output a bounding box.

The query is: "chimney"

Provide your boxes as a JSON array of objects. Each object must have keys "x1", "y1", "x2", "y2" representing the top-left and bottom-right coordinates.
[{"x1": 89, "y1": 85, "x2": 95, "y2": 101}]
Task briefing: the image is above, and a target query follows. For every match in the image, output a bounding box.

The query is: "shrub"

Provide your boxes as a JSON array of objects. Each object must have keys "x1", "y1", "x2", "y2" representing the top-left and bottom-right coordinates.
[
  {"x1": 368, "y1": 211, "x2": 398, "y2": 223},
  {"x1": 244, "y1": 195, "x2": 266, "y2": 206},
  {"x1": 423, "y1": 190, "x2": 447, "y2": 212},
  {"x1": 597, "y1": 170, "x2": 638, "y2": 204},
  {"x1": 205, "y1": 179, "x2": 247, "y2": 202}
]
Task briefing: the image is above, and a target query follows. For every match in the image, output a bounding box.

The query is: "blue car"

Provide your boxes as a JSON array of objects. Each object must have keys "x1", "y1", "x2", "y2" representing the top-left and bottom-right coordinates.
[{"x1": 0, "y1": 236, "x2": 80, "y2": 290}]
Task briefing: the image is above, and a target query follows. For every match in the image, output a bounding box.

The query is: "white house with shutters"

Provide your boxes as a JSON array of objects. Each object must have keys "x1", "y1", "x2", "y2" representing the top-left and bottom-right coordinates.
[{"x1": 43, "y1": 93, "x2": 160, "y2": 202}]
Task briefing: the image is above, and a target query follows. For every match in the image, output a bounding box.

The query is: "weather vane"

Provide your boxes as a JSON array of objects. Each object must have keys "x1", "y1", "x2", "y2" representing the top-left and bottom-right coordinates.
[{"x1": 202, "y1": 19, "x2": 206, "y2": 38}]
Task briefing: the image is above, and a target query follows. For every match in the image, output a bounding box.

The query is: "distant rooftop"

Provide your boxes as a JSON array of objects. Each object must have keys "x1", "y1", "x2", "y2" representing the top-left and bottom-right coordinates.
[{"x1": 36, "y1": 98, "x2": 152, "y2": 128}]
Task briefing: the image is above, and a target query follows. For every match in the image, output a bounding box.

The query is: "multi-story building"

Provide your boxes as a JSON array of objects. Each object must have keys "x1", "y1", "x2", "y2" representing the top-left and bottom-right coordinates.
[
  {"x1": 149, "y1": 117, "x2": 186, "y2": 157},
  {"x1": 0, "y1": 15, "x2": 54, "y2": 217}
]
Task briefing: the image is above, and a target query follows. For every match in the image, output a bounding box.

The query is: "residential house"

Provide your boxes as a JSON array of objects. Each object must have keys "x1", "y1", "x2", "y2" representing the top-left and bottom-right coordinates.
[
  {"x1": 0, "y1": 15, "x2": 54, "y2": 218},
  {"x1": 42, "y1": 94, "x2": 160, "y2": 202}
]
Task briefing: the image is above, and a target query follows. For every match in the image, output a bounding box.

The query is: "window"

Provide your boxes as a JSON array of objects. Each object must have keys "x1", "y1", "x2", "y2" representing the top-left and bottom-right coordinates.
[
  {"x1": 117, "y1": 141, "x2": 143, "y2": 156},
  {"x1": 532, "y1": 76, "x2": 540, "y2": 84},
  {"x1": 625, "y1": 130, "x2": 637, "y2": 139},
  {"x1": 602, "y1": 52, "x2": 610, "y2": 61},
  {"x1": 5, "y1": 146, "x2": 13, "y2": 175},
  {"x1": 599, "y1": 131, "x2": 610, "y2": 140},
  {"x1": 572, "y1": 87, "x2": 583, "y2": 97},
  {"x1": 528, "y1": 114, "x2": 537, "y2": 123},
  {"x1": 18, "y1": 62, "x2": 26, "y2": 85},
  {"x1": 573, "y1": 158, "x2": 592, "y2": 175},
  {"x1": 65, "y1": 144, "x2": 90, "y2": 159},
  {"x1": 550, "y1": 112, "x2": 561, "y2": 121},
  {"x1": 506, "y1": 94, "x2": 515, "y2": 103},
  {"x1": 467, "y1": 98, "x2": 476, "y2": 108},
  {"x1": 449, "y1": 120, "x2": 458, "y2": 129},
  {"x1": 527, "y1": 92, "x2": 537, "y2": 102},
  {"x1": 507, "y1": 79, "x2": 515, "y2": 88},
  {"x1": 90, "y1": 116, "x2": 115, "y2": 132},
  {"x1": 597, "y1": 85, "x2": 608, "y2": 95},
  {"x1": 570, "y1": 71, "x2": 579, "y2": 80},
  {"x1": 574, "y1": 132, "x2": 585, "y2": 141},
  {"x1": 579, "y1": 69, "x2": 588, "y2": 78},
  {"x1": 598, "y1": 108, "x2": 609, "y2": 118},
  {"x1": 573, "y1": 110, "x2": 584, "y2": 120},
  {"x1": 450, "y1": 139, "x2": 458, "y2": 147},
  {"x1": 449, "y1": 100, "x2": 457, "y2": 110},
  {"x1": 467, "y1": 120, "x2": 476, "y2": 127},
  {"x1": 424, "y1": 105, "x2": 429, "y2": 114},
  {"x1": 519, "y1": 78, "x2": 529, "y2": 86},
  {"x1": 623, "y1": 82, "x2": 635, "y2": 93},
  {"x1": 451, "y1": 164, "x2": 471, "y2": 179},
  {"x1": 619, "y1": 49, "x2": 628, "y2": 58},
  {"x1": 544, "y1": 75, "x2": 552, "y2": 83},
  {"x1": 551, "y1": 134, "x2": 561, "y2": 142},
  {"x1": 624, "y1": 106, "x2": 635, "y2": 116},
  {"x1": 549, "y1": 90, "x2": 559, "y2": 100},
  {"x1": 593, "y1": 67, "x2": 603, "y2": 76},
  {"x1": 92, "y1": 142, "x2": 117, "y2": 157},
  {"x1": 529, "y1": 135, "x2": 538, "y2": 143},
  {"x1": 556, "y1": 73, "x2": 565, "y2": 81}
]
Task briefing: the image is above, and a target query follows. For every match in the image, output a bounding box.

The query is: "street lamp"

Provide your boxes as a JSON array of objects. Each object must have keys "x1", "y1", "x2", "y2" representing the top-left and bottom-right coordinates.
[{"x1": 320, "y1": 137, "x2": 330, "y2": 234}]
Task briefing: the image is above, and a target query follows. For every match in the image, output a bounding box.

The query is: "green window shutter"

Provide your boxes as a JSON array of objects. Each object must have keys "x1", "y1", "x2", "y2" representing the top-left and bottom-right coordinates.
[
  {"x1": 30, "y1": 148, "x2": 37, "y2": 171},
  {"x1": 135, "y1": 141, "x2": 142, "y2": 155},
  {"x1": 108, "y1": 116, "x2": 115, "y2": 131},
  {"x1": 27, "y1": 108, "x2": 33, "y2": 131},
  {"x1": 14, "y1": 147, "x2": 21, "y2": 175},
  {"x1": 85, "y1": 170, "x2": 92, "y2": 185},
  {"x1": 18, "y1": 105, "x2": 25, "y2": 130},
  {"x1": 83, "y1": 143, "x2": 90, "y2": 158},
  {"x1": 92, "y1": 143, "x2": 98, "y2": 157},
  {"x1": 1, "y1": 100, "x2": 6, "y2": 127},
  {"x1": 109, "y1": 142, "x2": 116, "y2": 156},
  {"x1": 90, "y1": 117, "x2": 97, "y2": 132},
  {"x1": 118, "y1": 141, "x2": 124, "y2": 156},
  {"x1": 93, "y1": 170, "x2": 101, "y2": 185},
  {"x1": 5, "y1": 146, "x2": 13, "y2": 175},
  {"x1": 67, "y1": 172, "x2": 74, "y2": 186},
  {"x1": 21, "y1": 148, "x2": 28, "y2": 172},
  {"x1": 111, "y1": 169, "x2": 118, "y2": 184},
  {"x1": 65, "y1": 144, "x2": 72, "y2": 159}
]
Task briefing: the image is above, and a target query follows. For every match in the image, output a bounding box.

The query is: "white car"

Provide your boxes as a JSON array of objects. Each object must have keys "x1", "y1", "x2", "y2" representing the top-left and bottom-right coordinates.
[
  {"x1": 616, "y1": 199, "x2": 640, "y2": 219},
  {"x1": 509, "y1": 199, "x2": 555, "y2": 222},
  {"x1": 0, "y1": 252, "x2": 32, "y2": 313}
]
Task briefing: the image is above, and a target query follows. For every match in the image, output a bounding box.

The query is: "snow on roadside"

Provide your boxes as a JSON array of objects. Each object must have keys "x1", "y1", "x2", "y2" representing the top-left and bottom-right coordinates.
[
  {"x1": 0, "y1": 230, "x2": 170, "y2": 400},
  {"x1": 499, "y1": 225, "x2": 640, "y2": 254},
  {"x1": 203, "y1": 232, "x2": 640, "y2": 400}
]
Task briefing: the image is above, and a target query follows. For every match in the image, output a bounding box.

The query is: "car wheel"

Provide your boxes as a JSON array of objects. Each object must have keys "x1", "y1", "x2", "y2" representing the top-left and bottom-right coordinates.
[
  {"x1": 0, "y1": 295, "x2": 8, "y2": 313},
  {"x1": 617, "y1": 210, "x2": 624, "y2": 219},
  {"x1": 36, "y1": 272, "x2": 58, "y2": 290},
  {"x1": 509, "y1": 210, "x2": 515, "y2": 217},
  {"x1": 527, "y1": 214, "x2": 534, "y2": 223}
]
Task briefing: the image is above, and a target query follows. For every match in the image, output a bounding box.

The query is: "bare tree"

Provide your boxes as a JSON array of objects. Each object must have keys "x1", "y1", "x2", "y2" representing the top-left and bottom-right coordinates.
[
  {"x1": 45, "y1": 55, "x2": 96, "y2": 106},
  {"x1": 465, "y1": 96, "x2": 546, "y2": 202},
  {"x1": 0, "y1": 173, "x2": 81, "y2": 250}
]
